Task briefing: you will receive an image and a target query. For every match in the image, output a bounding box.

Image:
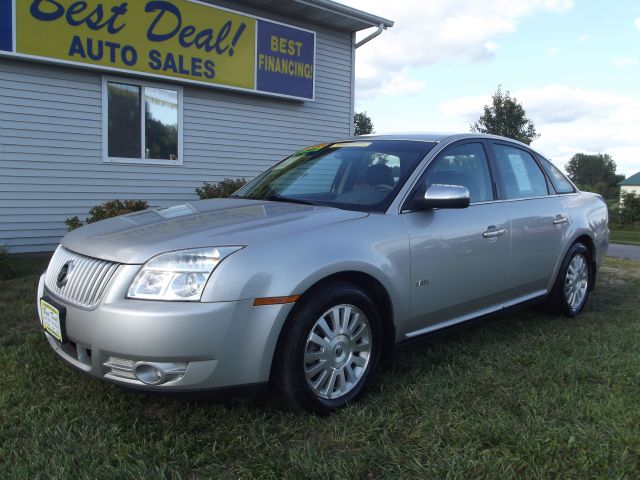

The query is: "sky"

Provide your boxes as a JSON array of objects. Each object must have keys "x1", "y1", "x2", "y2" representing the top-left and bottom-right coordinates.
[{"x1": 339, "y1": 0, "x2": 640, "y2": 177}]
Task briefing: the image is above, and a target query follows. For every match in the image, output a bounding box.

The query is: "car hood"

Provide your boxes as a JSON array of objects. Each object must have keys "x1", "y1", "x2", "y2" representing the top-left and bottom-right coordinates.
[{"x1": 61, "y1": 198, "x2": 368, "y2": 264}]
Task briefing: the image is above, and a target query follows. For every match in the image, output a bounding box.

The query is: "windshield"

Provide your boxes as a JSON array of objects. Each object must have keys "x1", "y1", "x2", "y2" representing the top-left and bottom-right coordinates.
[{"x1": 234, "y1": 140, "x2": 436, "y2": 212}]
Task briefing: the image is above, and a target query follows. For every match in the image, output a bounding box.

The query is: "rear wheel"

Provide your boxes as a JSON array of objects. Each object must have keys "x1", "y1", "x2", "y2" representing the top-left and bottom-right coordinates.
[
  {"x1": 546, "y1": 242, "x2": 592, "y2": 317},
  {"x1": 273, "y1": 282, "x2": 382, "y2": 413}
]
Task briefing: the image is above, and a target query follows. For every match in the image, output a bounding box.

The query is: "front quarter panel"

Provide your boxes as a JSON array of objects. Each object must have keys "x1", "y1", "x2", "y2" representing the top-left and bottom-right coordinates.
[{"x1": 201, "y1": 213, "x2": 411, "y2": 339}]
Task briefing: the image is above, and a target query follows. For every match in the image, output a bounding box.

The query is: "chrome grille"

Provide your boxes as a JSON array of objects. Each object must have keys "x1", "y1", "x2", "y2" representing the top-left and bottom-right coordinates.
[{"x1": 45, "y1": 247, "x2": 120, "y2": 309}]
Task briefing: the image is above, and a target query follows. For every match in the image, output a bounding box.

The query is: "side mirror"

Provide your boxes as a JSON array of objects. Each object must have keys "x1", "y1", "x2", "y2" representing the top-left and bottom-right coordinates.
[{"x1": 413, "y1": 184, "x2": 470, "y2": 210}]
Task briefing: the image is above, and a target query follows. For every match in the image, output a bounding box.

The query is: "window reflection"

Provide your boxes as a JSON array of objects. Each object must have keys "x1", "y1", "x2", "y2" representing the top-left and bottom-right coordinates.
[
  {"x1": 107, "y1": 82, "x2": 141, "y2": 158},
  {"x1": 145, "y1": 87, "x2": 178, "y2": 160}
]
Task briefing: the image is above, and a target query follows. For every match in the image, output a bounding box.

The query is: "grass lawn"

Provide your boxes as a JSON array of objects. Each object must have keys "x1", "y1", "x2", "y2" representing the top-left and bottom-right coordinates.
[
  {"x1": 610, "y1": 229, "x2": 640, "y2": 246},
  {"x1": 1, "y1": 254, "x2": 639, "y2": 478}
]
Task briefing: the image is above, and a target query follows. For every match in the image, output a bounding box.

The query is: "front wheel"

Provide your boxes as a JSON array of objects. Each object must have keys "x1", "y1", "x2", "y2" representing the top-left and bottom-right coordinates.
[
  {"x1": 546, "y1": 242, "x2": 592, "y2": 317},
  {"x1": 273, "y1": 282, "x2": 382, "y2": 413}
]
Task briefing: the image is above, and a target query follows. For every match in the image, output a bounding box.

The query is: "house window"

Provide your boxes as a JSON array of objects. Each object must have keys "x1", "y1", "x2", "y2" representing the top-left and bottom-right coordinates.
[{"x1": 102, "y1": 77, "x2": 183, "y2": 165}]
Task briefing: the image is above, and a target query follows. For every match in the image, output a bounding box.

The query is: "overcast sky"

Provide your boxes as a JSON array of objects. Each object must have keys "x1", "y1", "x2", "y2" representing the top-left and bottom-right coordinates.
[{"x1": 338, "y1": 0, "x2": 640, "y2": 177}]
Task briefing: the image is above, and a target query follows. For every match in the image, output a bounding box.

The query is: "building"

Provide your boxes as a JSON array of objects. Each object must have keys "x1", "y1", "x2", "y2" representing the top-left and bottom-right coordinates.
[
  {"x1": 619, "y1": 172, "x2": 640, "y2": 200},
  {"x1": 0, "y1": 0, "x2": 392, "y2": 252}
]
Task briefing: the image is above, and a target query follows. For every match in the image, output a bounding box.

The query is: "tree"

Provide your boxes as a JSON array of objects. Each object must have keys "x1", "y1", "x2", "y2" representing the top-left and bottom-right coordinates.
[
  {"x1": 565, "y1": 153, "x2": 625, "y2": 199},
  {"x1": 354, "y1": 111, "x2": 374, "y2": 135},
  {"x1": 619, "y1": 191, "x2": 640, "y2": 225},
  {"x1": 471, "y1": 86, "x2": 539, "y2": 145}
]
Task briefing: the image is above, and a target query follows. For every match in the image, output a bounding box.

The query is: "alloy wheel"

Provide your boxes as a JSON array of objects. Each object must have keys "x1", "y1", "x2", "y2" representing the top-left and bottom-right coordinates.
[
  {"x1": 564, "y1": 253, "x2": 589, "y2": 309},
  {"x1": 303, "y1": 304, "x2": 372, "y2": 400}
]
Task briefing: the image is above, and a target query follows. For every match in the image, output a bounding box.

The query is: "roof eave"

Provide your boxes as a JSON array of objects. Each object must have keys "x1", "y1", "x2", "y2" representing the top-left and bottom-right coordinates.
[
  {"x1": 619, "y1": 172, "x2": 640, "y2": 186},
  {"x1": 293, "y1": 0, "x2": 394, "y2": 30},
  {"x1": 238, "y1": 0, "x2": 393, "y2": 32}
]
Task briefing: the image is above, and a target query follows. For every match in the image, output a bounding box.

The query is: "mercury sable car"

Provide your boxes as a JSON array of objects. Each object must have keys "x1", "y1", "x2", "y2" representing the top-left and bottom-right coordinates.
[{"x1": 37, "y1": 133, "x2": 609, "y2": 412}]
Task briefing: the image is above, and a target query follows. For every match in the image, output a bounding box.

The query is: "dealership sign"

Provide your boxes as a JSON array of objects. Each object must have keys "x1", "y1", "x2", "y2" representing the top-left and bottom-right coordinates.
[{"x1": 0, "y1": 0, "x2": 316, "y2": 100}]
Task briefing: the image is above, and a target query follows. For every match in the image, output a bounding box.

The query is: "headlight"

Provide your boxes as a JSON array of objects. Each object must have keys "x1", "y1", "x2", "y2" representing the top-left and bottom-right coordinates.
[{"x1": 127, "y1": 247, "x2": 243, "y2": 301}]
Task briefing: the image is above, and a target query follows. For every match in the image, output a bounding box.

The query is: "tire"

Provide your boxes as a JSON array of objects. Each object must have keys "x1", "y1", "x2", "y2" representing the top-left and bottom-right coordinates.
[
  {"x1": 546, "y1": 242, "x2": 592, "y2": 317},
  {"x1": 273, "y1": 281, "x2": 382, "y2": 414}
]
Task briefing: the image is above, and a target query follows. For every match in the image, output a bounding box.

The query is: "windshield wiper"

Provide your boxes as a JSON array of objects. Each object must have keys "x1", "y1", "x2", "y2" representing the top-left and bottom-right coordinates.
[{"x1": 266, "y1": 195, "x2": 318, "y2": 206}]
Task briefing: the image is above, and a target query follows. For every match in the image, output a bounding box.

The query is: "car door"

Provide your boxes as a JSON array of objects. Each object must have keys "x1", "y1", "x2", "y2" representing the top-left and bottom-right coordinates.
[
  {"x1": 489, "y1": 141, "x2": 572, "y2": 299},
  {"x1": 401, "y1": 141, "x2": 511, "y2": 336}
]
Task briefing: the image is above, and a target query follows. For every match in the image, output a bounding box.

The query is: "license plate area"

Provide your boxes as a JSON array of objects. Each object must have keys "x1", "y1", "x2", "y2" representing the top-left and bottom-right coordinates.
[{"x1": 40, "y1": 297, "x2": 67, "y2": 343}]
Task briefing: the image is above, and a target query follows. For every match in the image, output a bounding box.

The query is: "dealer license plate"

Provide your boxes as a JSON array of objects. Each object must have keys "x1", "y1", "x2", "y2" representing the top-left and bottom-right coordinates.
[{"x1": 40, "y1": 299, "x2": 63, "y2": 342}]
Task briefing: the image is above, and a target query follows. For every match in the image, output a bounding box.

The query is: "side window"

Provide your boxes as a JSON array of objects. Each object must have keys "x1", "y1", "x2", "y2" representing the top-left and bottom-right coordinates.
[
  {"x1": 422, "y1": 142, "x2": 494, "y2": 203},
  {"x1": 539, "y1": 157, "x2": 575, "y2": 194},
  {"x1": 492, "y1": 144, "x2": 548, "y2": 199}
]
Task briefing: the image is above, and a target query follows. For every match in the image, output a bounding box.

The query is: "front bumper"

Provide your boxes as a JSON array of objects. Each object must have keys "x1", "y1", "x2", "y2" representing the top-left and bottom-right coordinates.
[{"x1": 37, "y1": 272, "x2": 294, "y2": 391}]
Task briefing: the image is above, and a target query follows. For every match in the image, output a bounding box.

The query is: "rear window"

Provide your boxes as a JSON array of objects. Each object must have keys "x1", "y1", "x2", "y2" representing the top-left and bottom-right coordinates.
[
  {"x1": 539, "y1": 157, "x2": 576, "y2": 194},
  {"x1": 492, "y1": 144, "x2": 549, "y2": 199}
]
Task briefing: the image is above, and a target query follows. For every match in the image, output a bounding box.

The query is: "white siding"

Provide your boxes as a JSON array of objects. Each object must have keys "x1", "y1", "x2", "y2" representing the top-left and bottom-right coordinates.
[
  {"x1": 0, "y1": 23, "x2": 353, "y2": 252},
  {"x1": 621, "y1": 185, "x2": 640, "y2": 195}
]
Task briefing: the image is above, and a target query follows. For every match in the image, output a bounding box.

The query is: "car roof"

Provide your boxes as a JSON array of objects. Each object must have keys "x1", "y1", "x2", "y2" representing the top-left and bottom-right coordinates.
[
  {"x1": 356, "y1": 133, "x2": 452, "y2": 142},
  {"x1": 342, "y1": 132, "x2": 532, "y2": 148}
]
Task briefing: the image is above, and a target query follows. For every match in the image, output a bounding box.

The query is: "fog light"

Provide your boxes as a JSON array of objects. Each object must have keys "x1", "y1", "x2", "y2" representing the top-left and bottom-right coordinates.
[
  {"x1": 132, "y1": 362, "x2": 189, "y2": 385},
  {"x1": 134, "y1": 363, "x2": 166, "y2": 385}
]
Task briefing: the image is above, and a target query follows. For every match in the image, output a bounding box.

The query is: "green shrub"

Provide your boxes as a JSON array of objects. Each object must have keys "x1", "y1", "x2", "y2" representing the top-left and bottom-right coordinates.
[
  {"x1": 66, "y1": 199, "x2": 149, "y2": 231},
  {"x1": 0, "y1": 245, "x2": 14, "y2": 280},
  {"x1": 65, "y1": 216, "x2": 83, "y2": 231},
  {"x1": 196, "y1": 178, "x2": 246, "y2": 199},
  {"x1": 606, "y1": 200, "x2": 621, "y2": 226}
]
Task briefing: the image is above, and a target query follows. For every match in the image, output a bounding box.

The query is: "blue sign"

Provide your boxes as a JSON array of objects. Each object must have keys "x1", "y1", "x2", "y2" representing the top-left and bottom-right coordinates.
[
  {"x1": 256, "y1": 20, "x2": 315, "y2": 100},
  {"x1": 0, "y1": 0, "x2": 12, "y2": 52}
]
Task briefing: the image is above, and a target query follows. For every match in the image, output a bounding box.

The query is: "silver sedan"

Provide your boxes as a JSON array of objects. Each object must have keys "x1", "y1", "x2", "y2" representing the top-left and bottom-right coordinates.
[{"x1": 37, "y1": 133, "x2": 609, "y2": 413}]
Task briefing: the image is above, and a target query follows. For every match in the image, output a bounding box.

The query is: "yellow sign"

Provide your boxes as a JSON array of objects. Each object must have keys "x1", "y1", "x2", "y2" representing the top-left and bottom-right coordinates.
[{"x1": 17, "y1": 0, "x2": 256, "y2": 89}]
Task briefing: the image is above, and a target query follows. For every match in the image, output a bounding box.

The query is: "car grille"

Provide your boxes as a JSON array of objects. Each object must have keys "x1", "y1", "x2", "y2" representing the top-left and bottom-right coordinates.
[{"x1": 45, "y1": 246, "x2": 120, "y2": 309}]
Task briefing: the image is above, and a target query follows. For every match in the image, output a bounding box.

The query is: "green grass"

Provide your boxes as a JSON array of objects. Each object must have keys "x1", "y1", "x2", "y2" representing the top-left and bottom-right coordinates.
[
  {"x1": 610, "y1": 229, "x2": 640, "y2": 246},
  {"x1": 2, "y1": 254, "x2": 640, "y2": 478}
]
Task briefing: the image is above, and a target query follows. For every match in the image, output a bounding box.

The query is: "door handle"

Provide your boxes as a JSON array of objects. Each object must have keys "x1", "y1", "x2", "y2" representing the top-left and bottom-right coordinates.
[
  {"x1": 483, "y1": 228, "x2": 506, "y2": 238},
  {"x1": 553, "y1": 215, "x2": 569, "y2": 225}
]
